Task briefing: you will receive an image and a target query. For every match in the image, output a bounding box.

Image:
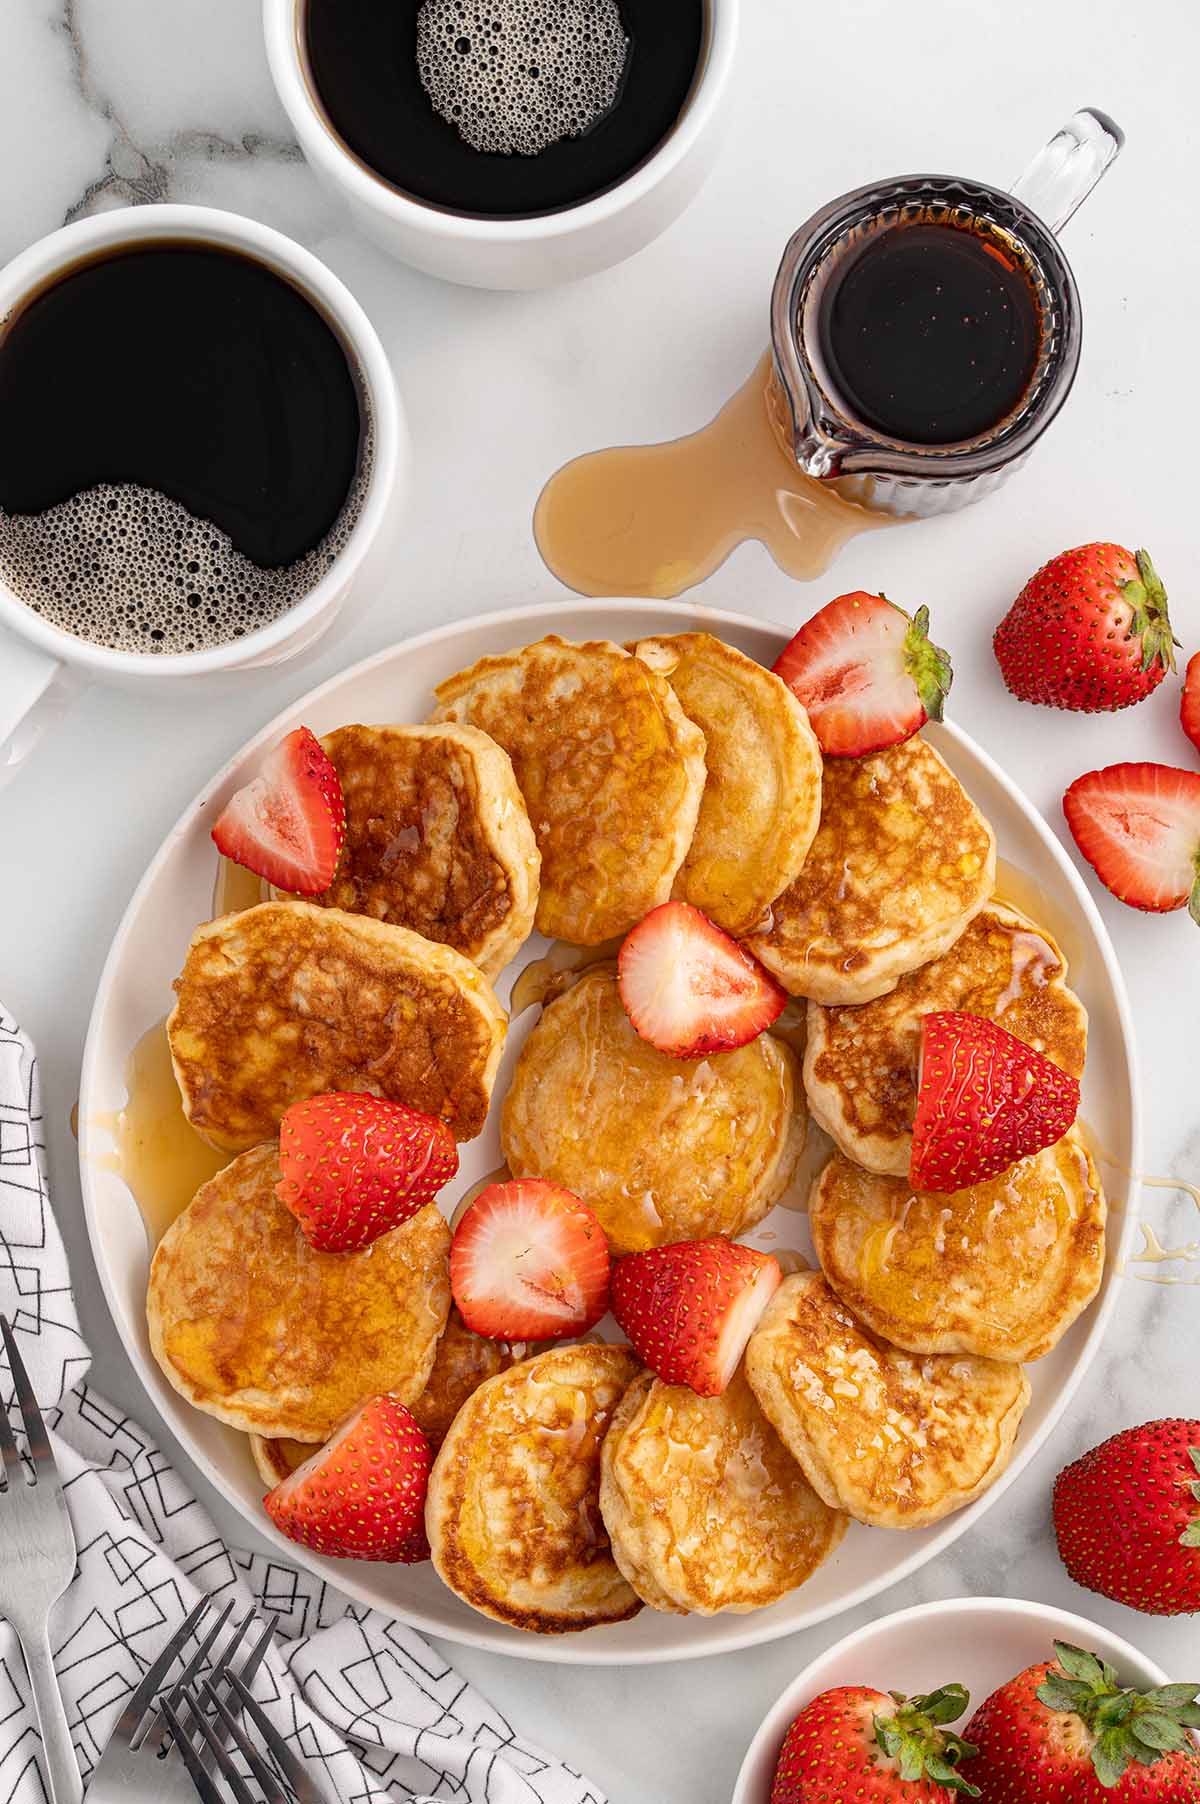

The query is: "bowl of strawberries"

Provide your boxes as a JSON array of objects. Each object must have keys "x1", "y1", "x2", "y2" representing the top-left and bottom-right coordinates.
[{"x1": 732, "y1": 1595, "x2": 1200, "y2": 1803}]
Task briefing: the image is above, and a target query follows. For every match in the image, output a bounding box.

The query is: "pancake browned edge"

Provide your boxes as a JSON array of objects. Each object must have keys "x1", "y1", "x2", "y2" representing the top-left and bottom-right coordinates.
[
  {"x1": 168, "y1": 900, "x2": 507, "y2": 1151},
  {"x1": 745, "y1": 1271, "x2": 1030, "y2": 1529},
  {"x1": 426, "y1": 1343, "x2": 643, "y2": 1634},
  {"x1": 280, "y1": 724, "x2": 540, "y2": 981},
  {"x1": 431, "y1": 635, "x2": 707, "y2": 945},
  {"x1": 632, "y1": 633, "x2": 823, "y2": 936},
  {"x1": 600, "y1": 1369, "x2": 846, "y2": 1615}
]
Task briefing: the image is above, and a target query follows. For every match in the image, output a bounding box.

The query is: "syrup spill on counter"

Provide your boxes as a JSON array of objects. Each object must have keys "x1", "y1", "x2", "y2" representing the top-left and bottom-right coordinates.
[
  {"x1": 212, "y1": 856, "x2": 268, "y2": 918},
  {"x1": 533, "y1": 351, "x2": 890, "y2": 599},
  {"x1": 93, "y1": 1018, "x2": 231, "y2": 1244}
]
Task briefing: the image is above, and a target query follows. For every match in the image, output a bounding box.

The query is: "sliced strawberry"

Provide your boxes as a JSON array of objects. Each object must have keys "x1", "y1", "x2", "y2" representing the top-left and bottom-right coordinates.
[
  {"x1": 773, "y1": 591, "x2": 952, "y2": 757},
  {"x1": 1182, "y1": 652, "x2": 1200, "y2": 757},
  {"x1": 1064, "y1": 762, "x2": 1200, "y2": 924},
  {"x1": 264, "y1": 1394, "x2": 430, "y2": 1563},
  {"x1": 910, "y1": 1011, "x2": 1080, "y2": 1193},
  {"x1": 617, "y1": 901, "x2": 785, "y2": 1058},
  {"x1": 276, "y1": 1092, "x2": 458, "y2": 1252},
  {"x1": 211, "y1": 725, "x2": 345, "y2": 895},
  {"x1": 450, "y1": 1179, "x2": 610, "y2": 1341},
  {"x1": 610, "y1": 1238, "x2": 781, "y2": 1396}
]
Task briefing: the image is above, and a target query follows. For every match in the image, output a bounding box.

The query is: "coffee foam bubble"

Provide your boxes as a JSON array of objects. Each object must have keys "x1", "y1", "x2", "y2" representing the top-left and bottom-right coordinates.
[
  {"x1": 0, "y1": 440, "x2": 371, "y2": 658},
  {"x1": 417, "y1": 0, "x2": 628, "y2": 160}
]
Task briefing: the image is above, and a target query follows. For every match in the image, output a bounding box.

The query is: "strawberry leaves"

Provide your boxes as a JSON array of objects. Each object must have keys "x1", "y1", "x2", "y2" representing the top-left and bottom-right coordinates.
[
  {"x1": 902, "y1": 603, "x2": 954, "y2": 726},
  {"x1": 1121, "y1": 550, "x2": 1178, "y2": 678},
  {"x1": 872, "y1": 1685, "x2": 980, "y2": 1796},
  {"x1": 1036, "y1": 1642, "x2": 1200, "y2": 1788}
]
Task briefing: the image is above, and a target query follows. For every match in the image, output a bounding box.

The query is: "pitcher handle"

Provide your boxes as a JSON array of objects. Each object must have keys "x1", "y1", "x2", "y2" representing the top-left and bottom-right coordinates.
[{"x1": 1010, "y1": 107, "x2": 1124, "y2": 234}]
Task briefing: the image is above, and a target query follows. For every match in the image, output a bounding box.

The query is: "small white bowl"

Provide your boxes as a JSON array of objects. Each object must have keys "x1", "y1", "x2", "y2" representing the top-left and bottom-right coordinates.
[{"x1": 731, "y1": 1597, "x2": 1172, "y2": 1804}]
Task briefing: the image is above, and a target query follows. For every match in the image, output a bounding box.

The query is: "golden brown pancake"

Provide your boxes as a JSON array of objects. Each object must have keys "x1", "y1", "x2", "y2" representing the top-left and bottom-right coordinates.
[
  {"x1": 425, "y1": 1343, "x2": 643, "y2": 1634},
  {"x1": 745, "y1": 1272, "x2": 1030, "y2": 1529},
  {"x1": 168, "y1": 900, "x2": 507, "y2": 1150},
  {"x1": 599, "y1": 1369, "x2": 846, "y2": 1615},
  {"x1": 632, "y1": 633, "x2": 822, "y2": 936},
  {"x1": 431, "y1": 635, "x2": 707, "y2": 944},
  {"x1": 809, "y1": 1132, "x2": 1106, "y2": 1363},
  {"x1": 147, "y1": 1143, "x2": 450, "y2": 1441},
  {"x1": 745, "y1": 736, "x2": 996, "y2": 1006},
  {"x1": 282, "y1": 724, "x2": 539, "y2": 980},
  {"x1": 804, "y1": 902, "x2": 1087, "y2": 1174},
  {"x1": 500, "y1": 969, "x2": 804, "y2": 1256}
]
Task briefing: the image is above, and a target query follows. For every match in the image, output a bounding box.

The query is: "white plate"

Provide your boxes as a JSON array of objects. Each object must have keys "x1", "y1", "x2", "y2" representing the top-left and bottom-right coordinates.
[
  {"x1": 731, "y1": 1597, "x2": 1171, "y2": 1804},
  {"x1": 79, "y1": 598, "x2": 1140, "y2": 1665}
]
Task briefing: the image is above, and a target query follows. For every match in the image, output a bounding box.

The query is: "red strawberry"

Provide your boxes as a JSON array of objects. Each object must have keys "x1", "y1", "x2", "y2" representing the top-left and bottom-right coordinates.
[
  {"x1": 264, "y1": 1394, "x2": 431, "y2": 1563},
  {"x1": 212, "y1": 725, "x2": 345, "y2": 894},
  {"x1": 276, "y1": 1092, "x2": 458, "y2": 1252},
  {"x1": 1182, "y1": 654, "x2": 1200, "y2": 758},
  {"x1": 1063, "y1": 763, "x2": 1200, "y2": 924},
  {"x1": 771, "y1": 1682, "x2": 980, "y2": 1802},
  {"x1": 909, "y1": 1012, "x2": 1079, "y2": 1193},
  {"x1": 1053, "y1": 1420, "x2": 1200, "y2": 1616},
  {"x1": 617, "y1": 901, "x2": 785, "y2": 1058},
  {"x1": 773, "y1": 592, "x2": 953, "y2": 757},
  {"x1": 609, "y1": 1237, "x2": 780, "y2": 1396},
  {"x1": 994, "y1": 543, "x2": 1177, "y2": 712},
  {"x1": 966, "y1": 1643, "x2": 1200, "y2": 1799},
  {"x1": 450, "y1": 1179, "x2": 610, "y2": 1341}
]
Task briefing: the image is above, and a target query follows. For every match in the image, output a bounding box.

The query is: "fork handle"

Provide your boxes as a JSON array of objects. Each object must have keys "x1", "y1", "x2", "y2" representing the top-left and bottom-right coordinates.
[{"x1": 21, "y1": 1622, "x2": 82, "y2": 1804}]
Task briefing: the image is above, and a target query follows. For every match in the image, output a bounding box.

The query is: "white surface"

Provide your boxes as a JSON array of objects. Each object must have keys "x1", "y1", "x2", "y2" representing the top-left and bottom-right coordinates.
[
  {"x1": 0, "y1": 0, "x2": 1198, "y2": 1795},
  {"x1": 732, "y1": 1598, "x2": 1171, "y2": 1804},
  {"x1": 78, "y1": 598, "x2": 1139, "y2": 1663}
]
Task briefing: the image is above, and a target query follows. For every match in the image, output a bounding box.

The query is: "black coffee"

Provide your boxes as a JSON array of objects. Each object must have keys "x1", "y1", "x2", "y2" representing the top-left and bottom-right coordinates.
[
  {"x1": 0, "y1": 242, "x2": 367, "y2": 654},
  {"x1": 813, "y1": 216, "x2": 1043, "y2": 446},
  {"x1": 303, "y1": 0, "x2": 705, "y2": 218}
]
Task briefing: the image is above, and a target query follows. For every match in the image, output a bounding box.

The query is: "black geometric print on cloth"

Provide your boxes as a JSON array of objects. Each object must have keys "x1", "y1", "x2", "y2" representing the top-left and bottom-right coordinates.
[{"x1": 0, "y1": 1010, "x2": 604, "y2": 1804}]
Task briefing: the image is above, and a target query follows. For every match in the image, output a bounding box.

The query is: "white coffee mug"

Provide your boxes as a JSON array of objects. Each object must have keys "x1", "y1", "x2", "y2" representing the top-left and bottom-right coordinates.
[
  {"x1": 0, "y1": 204, "x2": 405, "y2": 781},
  {"x1": 263, "y1": 0, "x2": 738, "y2": 290}
]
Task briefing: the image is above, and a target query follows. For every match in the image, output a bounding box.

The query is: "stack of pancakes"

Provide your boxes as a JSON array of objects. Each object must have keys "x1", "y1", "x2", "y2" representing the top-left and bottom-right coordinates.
[{"x1": 145, "y1": 632, "x2": 1104, "y2": 1636}]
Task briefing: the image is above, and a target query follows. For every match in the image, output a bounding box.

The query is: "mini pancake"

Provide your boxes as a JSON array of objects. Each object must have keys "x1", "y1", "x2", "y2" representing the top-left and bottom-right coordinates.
[
  {"x1": 744, "y1": 1271, "x2": 1030, "y2": 1529},
  {"x1": 500, "y1": 969, "x2": 804, "y2": 1256},
  {"x1": 147, "y1": 1143, "x2": 450, "y2": 1442},
  {"x1": 745, "y1": 736, "x2": 996, "y2": 1006},
  {"x1": 632, "y1": 633, "x2": 822, "y2": 936},
  {"x1": 168, "y1": 900, "x2": 507, "y2": 1150},
  {"x1": 285, "y1": 723, "x2": 539, "y2": 979},
  {"x1": 431, "y1": 635, "x2": 707, "y2": 944},
  {"x1": 805, "y1": 902, "x2": 1087, "y2": 1175},
  {"x1": 809, "y1": 1131, "x2": 1106, "y2": 1363},
  {"x1": 599, "y1": 1368, "x2": 846, "y2": 1616},
  {"x1": 425, "y1": 1343, "x2": 643, "y2": 1634}
]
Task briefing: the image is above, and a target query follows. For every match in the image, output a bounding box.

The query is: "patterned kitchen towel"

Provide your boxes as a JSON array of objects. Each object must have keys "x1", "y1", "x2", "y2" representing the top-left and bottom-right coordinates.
[{"x1": 0, "y1": 1007, "x2": 604, "y2": 1804}]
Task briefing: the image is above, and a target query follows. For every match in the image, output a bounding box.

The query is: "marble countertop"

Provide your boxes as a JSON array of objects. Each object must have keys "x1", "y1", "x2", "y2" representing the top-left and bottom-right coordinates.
[{"x1": 2, "y1": 3, "x2": 1199, "y2": 1800}]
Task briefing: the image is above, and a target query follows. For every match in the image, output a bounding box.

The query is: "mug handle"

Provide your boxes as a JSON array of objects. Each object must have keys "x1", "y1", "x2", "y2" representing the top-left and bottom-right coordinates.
[
  {"x1": 0, "y1": 626, "x2": 71, "y2": 784},
  {"x1": 1010, "y1": 107, "x2": 1124, "y2": 235}
]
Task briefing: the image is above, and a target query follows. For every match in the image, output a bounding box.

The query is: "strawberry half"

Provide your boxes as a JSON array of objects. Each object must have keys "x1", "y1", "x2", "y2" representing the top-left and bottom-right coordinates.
[
  {"x1": 1053, "y1": 1419, "x2": 1200, "y2": 1616},
  {"x1": 617, "y1": 901, "x2": 786, "y2": 1058},
  {"x1": 609, "y1": 1237, "x2": 781, "y2": 1396},
  {"x1": 264, "y1": 1394, "x2": 431, "y2": 1563},
  {"x1": 277, "y1": 1092, "x2": 458, "y2": 1252},
  {"x1": 910, "y1": 1011, "x2": 1080, "y2": 1193},
  {"x1": 1064, "y1": 762, "x2": 1200, "y2": 924},
  {"x1": 450, "y1": 1179, "x2": 610, "y2": 1341},
  {"x1": 211, "y1": 725, "x2": 345, "y2": 894},
  {"x1": 994, "y1": 543, "x2": 1177, "y2": 713},
  {"x1": 773, "y1": 592, "x2": 953, "y2": 757},
  {"x1": 1182, "y1": 652, "x2": 1200, "y2": 758},
  {"x1": 771, "y1": 1683, "x2": 980, "y2": 1802}
]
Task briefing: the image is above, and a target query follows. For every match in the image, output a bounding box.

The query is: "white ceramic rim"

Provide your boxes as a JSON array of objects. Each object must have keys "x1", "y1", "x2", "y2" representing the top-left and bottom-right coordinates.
[
  {"x1": 79, "y1": 597, "x2": 1141, "y2": 1665},
  {"x1": 731, "y1": 1595, "x2": 1172, "y2": 1804},
  {"x1": 263, "y1": 0, "x2": 738, "y2": 244},
  {"x1": 0, "y1": 204, "x2": 402, "y2": 679}
]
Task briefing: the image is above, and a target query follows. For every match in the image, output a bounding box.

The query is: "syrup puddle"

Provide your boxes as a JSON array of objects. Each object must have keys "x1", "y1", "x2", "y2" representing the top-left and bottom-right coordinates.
[
  {"x1": 509, "y1": 939, "x2": 622, "y2": 1017},
  {"x1": 534, "y1": 351, "x2": 891, "y2": 599},
  {"x1": 212, "y1": 856, "x2": 268, "y2": 918}
]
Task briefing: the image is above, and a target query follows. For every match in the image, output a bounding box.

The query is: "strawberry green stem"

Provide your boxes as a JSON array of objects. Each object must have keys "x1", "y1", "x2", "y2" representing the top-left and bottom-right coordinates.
[
  {"x1": 902, "y1": 605, "x2": 954, "y2": 723},
  {"x1": 1036, "y1": 1642, "x2": 1200, "y2": 1788},
  {"x1": 874, "y1": 1685, "x2": 980, "y2": 1795},
  {"x1": 1122, "y1": 548, "x2": 1178, "y2": 676}
]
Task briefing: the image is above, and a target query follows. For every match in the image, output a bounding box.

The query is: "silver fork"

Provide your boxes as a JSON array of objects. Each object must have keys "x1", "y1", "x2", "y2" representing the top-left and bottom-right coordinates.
[
  {"x1": 163, "y1": 1672, "x2": 324, "y2": 1804},
  {"x1": 0, "y1": 1314, "x2": 81, "y2": 1804}
]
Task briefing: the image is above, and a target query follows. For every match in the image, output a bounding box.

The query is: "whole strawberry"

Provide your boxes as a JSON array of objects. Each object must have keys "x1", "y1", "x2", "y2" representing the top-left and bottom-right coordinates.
[
  {"x1": 1053, "y1": 1420, "x2": 1200, "y2": 1615},
  {"x1": 771, "y1": 1682, "x2": 980, "y2": 1801},
  {"x1": 966, "y1": 1643, "x2": 1200, "y2": 1799},
  {"x1": 276, "y1": 1091, "x2": 458, "y2": 1252},
  {"x1": 994, "y1": 544, "x2": 1177, "y2": 712}
]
